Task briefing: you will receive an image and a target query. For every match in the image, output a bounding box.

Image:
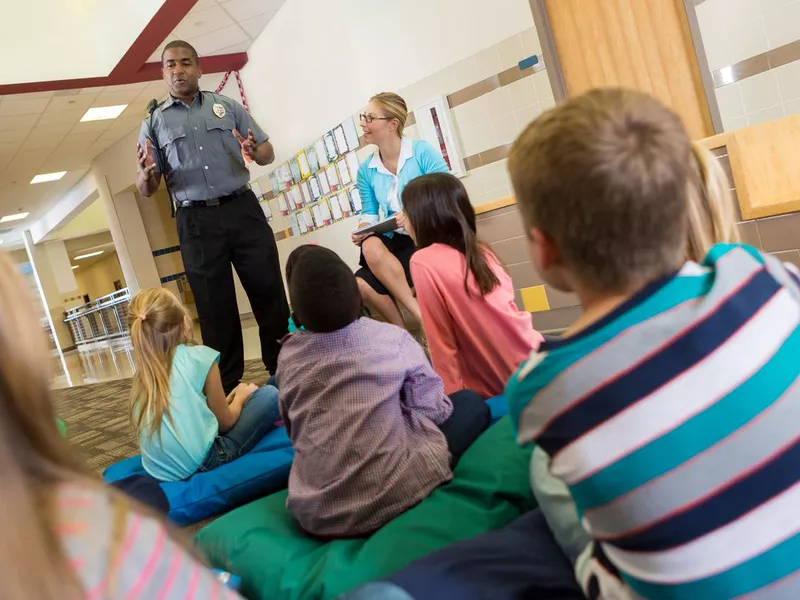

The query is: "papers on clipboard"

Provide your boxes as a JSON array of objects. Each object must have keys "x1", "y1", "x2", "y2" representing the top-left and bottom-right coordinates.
[
  {"x1": 306, "y1": 145, "x2": 320, "y2": 172},
  {"x1": 337, "y1": 191, "x2": 353, "y2": 218},
  {"x1": 353, "y1": 216, "x2": 397, "y2": 236},
  {"x1": 342, "y1": 117, "x2": 360, "y2": 151},
  {"x1": 345, "y1": 152, "x2": 360, "y2": 181},
  {"x1": 296, "y1": 150, "x2": 311, "y2": 179},
  {"x1": 317, "y1": 169, "x2": 330, "y2": 195},
  {"x1": 326, "y1": 163, "x2": 340, "y2": 191},
  {"x1": 323, "y1": 131, "x2": 338, "y2": 162},
  {"x1": 289, "y1": 157, "x2": 302, "y2": 184},
  {"x1": 299, "y1": 180, "x2": 313, "y2": 206},
  {"x1": 260, "y1": 199, "x2": 273, "y2": 221},
  {"x1": 330, "y1": 195, "x2": 343, "y2": 220},
  {"x1": 277, "y1": 192, "x2": 288, "y2": 215},
  {"x1": 336, "y1": 158, "x2": 352, "y2": 186},
  {"x1": 309, "y1": 176, "x2": 322, "y2": 201},
  {"x1": 315, "y1": 138, "x2": 329, "y2": 168},
  {"x1": 333, "y1": 124, "x2": 348, "y2": 155},
  {"x1": 289, "y1": 213, "x2": 301, "y2": 237},
  {"x1": 269, "y1": 173, "x2": 280, "y2": 195}
]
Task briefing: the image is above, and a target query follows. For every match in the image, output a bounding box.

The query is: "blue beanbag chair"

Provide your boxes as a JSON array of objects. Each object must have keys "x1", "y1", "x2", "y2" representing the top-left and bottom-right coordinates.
[
  {"x1": 103, "y1": 426, "x2": 294, "y2": 525},
  {"x1": 487, "y1": 394, "x2": 508, "y2": 422}
]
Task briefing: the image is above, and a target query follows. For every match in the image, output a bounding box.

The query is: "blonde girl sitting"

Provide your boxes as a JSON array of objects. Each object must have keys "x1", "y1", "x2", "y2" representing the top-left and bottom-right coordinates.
[{"x1": 129, "y1": 288, "x2": 279, "y2": 482}]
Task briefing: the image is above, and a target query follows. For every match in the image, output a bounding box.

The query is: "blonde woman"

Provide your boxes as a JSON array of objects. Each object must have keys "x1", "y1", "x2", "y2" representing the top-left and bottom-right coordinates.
[
  {"x1": 0, "y1": 254, "x2": 239, "y2": 598},
  {"x1": 353, "y1": 92, "x2": 450, "y2": 328},
  {"x1": 129, "y1": 288, "x2": 279, "y2": 482}
]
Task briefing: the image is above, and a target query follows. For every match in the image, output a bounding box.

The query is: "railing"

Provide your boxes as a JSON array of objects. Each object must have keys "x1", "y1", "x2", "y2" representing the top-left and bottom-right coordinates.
[{"x1": 64, "y1": 289, "x2": 131, "y2": 347}]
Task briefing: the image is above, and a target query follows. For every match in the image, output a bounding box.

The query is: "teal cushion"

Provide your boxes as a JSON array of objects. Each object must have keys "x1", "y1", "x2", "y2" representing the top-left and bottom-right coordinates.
[{"x1": 195, "y1": 417, "x2": 535, "y2": 600}]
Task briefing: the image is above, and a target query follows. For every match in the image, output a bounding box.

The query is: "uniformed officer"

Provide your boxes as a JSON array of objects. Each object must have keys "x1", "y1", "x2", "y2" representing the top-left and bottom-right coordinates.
[{"x1": 135, "y1": 40, "x2": 289, "y2": 394}]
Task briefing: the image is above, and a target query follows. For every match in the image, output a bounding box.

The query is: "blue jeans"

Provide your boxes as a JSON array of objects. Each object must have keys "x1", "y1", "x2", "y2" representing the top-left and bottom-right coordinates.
[
  {"x1": 438, "y1": 390, "x2": 491, "y2": 466},
  {"x1": 339, "y1": 583, "x2": 414, "y2": 600},
  {"x1": 198, "y1": 385, "x2": 280, "y2": 471}
]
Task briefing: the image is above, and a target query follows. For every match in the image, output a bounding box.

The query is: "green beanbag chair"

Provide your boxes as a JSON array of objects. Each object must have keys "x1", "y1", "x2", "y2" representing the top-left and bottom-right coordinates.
[{"x1": 195, "y1": 417, "x2": 535, "y2": 600}]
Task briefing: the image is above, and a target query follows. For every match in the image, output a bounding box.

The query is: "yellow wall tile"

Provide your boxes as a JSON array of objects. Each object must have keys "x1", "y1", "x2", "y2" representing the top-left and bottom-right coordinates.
[{"x1": 520, "y1": 285, "x2": 550, "y2": 313}]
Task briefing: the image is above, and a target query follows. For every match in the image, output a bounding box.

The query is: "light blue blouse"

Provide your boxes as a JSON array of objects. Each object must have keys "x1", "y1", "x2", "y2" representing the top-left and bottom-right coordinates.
[{"x1": 356, "y1": 138, "x2": 449, "y2": 227}]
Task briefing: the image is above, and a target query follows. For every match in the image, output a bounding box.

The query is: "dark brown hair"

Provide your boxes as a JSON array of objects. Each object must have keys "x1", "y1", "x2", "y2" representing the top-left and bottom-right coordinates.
[
  {"x1": 161, "y1": 40, "x2": 199, "y2": 65},
  {"x1": 508, "y1": 88, "x2": 690, "y2": 291},
  {"x1": 287, "y1": 245, "x2": 362, "y2": 332},
  {"x1": 403, "y1": 173, "x2": 500, "y2": 296}
]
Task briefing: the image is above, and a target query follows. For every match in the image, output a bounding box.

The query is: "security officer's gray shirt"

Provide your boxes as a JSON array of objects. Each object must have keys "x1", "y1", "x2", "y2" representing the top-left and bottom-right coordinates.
[{"x1": 138, "y1": 91, "x2": 268, "y2": 202}]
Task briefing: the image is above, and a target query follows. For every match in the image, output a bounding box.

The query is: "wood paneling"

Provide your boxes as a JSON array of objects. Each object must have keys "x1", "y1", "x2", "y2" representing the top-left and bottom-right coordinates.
[
  {"x1": 544, "y1": 0, "x2": 714, "y2": 139},
  {"x1": 698, "y1": 114, "x2": 800, "y2": 219}
]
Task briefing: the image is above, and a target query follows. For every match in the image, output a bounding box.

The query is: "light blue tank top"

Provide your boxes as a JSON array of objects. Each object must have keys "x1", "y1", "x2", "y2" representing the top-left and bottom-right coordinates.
[{"x1": 139, "y1": 344, "x2": 220, "y2": 481}]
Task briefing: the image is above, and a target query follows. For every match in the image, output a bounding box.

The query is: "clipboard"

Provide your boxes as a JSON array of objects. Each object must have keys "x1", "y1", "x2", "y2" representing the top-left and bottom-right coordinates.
[
  {"x1": 296, "y1": 150, "x2": 311, "y2": 179},
  {"x1": 342, "y1": 117, "x2": 360, "y2": 151},
  {"x1": 353, "y1": 216, "x2": 397, "y2": 236},
  {"x1": 315, "y1": 138, "x2": 329, "y2": 168}
]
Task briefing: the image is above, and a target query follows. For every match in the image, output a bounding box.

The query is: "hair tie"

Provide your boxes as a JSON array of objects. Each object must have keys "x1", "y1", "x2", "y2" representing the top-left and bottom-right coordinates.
[{"x1": 138, "y1": 313, "x2": 147, "y2": 321}]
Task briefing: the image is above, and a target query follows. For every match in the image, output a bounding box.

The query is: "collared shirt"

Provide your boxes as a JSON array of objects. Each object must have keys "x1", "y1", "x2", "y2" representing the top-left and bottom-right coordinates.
[
  {"x1": 138, "y1": 90, "x2": 268, "y2": 202},
  {"x1": 356, "y1": 138, "x2": 449, "y2": 228},
  {"x1": 506, "y1": 244, "x2": 800, "y2": 599},
  {"x1": 277, "y1": 318, "x2": 454, "y2": 537}
]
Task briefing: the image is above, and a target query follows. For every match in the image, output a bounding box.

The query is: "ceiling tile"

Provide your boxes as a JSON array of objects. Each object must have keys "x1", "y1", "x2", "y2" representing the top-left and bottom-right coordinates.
[
  {"x1": 0, "y1": 129, "x2": 30, "y2": 143},
  {"x1": 0, "y1": 98, "x2": 51, "y2": 117},
  {"x1": 221, "y1": 0, "x2": 283, "y2": 21},
  {"x1": 29, "y1": 123, "x2": 73, "y2": 139},
  {"x1": 57, "y1": 131, "x2": 102, "y2": 150},
  {"x1": 8, "y1": 149, "x2": 49, "y2": 171},
  {"x1": 194, "y1": 0, "x2": 220, "y2": 10},
  {"x1": 46, "y1": 94, "x2": 99, "y2": 113},
  {"x1": 0, "y1": 114, "x2": 38, "y2": 133},
  {"x1": 20, "y1": 136, "x2": 60, "y2": 152},
  {"x1": 189, "y1": 24, "x2": 249, "y2": 56},
  {"x1": 208, "y1": 40, "x2": 251, "y2": 56},
  {"x1": 0, "y1": 141, "x2": 22, "y2": 155},
  {"x1": 9, "y1": 91, "x2": 57, "y2": 100},
  {"x1": 42, "y1": 153, "x2": 93, "y2": 172},
  {"x1": 36, "y1": 109, "x2": 87, "y2": 126},
  {"x1": 94, "y1": 90, "x2": 141, "y2": 107},
  {"x1": 70, "y1": 119, "x2": 115, "y2": 134},
  {"x1": 239, "y1": 11, "x2": 277, "y2": 38},
  {"x1": 174, "y1": 5, "x2": 236, "y2": 39}
]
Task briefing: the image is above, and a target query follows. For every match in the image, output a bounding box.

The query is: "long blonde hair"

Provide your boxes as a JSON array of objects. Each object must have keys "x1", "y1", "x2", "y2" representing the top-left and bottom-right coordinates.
[
  {"x1": 686, "y1": 143, "x2": 740, "y2": 261},
  {"x1": 128, "y1": 288, "x2": 192, "y2": 440},
  {"x1": 0, "y1": 253, "x2": 93, "y2": 598}
]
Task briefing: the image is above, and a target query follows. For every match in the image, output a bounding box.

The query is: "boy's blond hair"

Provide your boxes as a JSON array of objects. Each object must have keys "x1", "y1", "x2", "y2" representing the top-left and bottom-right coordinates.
[{"x1": 508, "y1": 88, "x2": 692, "y2": 291}]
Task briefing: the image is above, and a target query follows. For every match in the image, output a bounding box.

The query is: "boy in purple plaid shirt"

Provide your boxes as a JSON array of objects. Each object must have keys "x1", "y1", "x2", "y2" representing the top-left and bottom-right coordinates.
[{"x1": 277, "y1": 245, "x2": 489, "y2": 538}]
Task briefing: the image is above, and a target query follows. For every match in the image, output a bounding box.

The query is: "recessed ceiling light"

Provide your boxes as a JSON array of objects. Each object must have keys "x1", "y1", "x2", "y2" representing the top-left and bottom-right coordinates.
[
  {"x1": 30, "y1": 172, "x2": 66, "y2": 184},
  {"x1": 0, "y1": 212, "x2": 29, "y2": 223},
  {"x1": 80, "y1": 105, "x2": 128, "y2": 122},
  {"x1": 71, "y1": 265, "x2": 79, "y2": 270},
  {"x1": 74, "y1": 250, "x2": 104, "y2": 260}
]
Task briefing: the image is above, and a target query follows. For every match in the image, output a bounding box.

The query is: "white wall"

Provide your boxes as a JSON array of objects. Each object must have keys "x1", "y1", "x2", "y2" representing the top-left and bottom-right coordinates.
[{"x1": 242, "y1": 0, "x2": 534, "y2": 170}]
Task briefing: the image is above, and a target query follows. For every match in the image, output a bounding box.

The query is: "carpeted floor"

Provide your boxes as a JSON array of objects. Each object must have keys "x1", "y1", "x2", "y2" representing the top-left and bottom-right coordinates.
[{"x1": 53, "y1": 359, "x2": 271, "y2": 474}]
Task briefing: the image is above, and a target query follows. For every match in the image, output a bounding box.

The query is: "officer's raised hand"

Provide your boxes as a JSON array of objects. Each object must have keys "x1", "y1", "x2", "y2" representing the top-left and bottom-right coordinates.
[
  {"x1": 233, "y1": 128, "x2": 258, "y2": 161},
  {"x1": 137, "y1": 139, "x2": 156, "y2": 177}
]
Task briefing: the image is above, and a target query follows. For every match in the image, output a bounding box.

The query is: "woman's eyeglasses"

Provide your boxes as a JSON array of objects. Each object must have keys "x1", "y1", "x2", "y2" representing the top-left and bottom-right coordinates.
[{"x1": 359, "y1": 113, "x2": 394, "y2": 124}]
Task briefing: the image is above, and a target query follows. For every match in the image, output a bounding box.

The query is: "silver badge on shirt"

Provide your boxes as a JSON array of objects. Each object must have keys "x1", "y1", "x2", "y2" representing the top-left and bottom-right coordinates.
[{"x1": 213, "y1": 103, "x2": 226, "y2": 118}]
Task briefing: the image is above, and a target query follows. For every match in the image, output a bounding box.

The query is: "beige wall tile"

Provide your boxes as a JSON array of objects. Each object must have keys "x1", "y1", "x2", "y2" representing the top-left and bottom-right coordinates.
[
  {"x1": 497, "y1": 33, "x2": 525, "y2": 70},
  {"x1": 452, "y1": 55, "x2": 480, "y2": 90},
  {"x1": 476, "y1": 207, "x2": 525, "y2": 242},
  {"x1": 459, "y1": 122, "x2": 497, "y2": 157},
  {"x1": 520, "y1": 27, "x2": 543, "y2": 58},
  {"x1": 507, "y1": 77, "x2": 537, "y2": 111},
  {"x1": 785, "y1": 98, "x2": 800, "y2": 116},
  {"x1": 545, "y1": 286, "x2": 580, "y2": 309},
  {"x1": 532, "y1": 305, "x2": 582, "y2": 333},
  {"x1": 482, "y1": 159, "x2": 511, "y2": 193},
  {"x1": 737, "y1": 221, "x2": 762, "y2": 248},
  {"x1": 757, "y1": 212, "x2": 800, "y2": 252},
  {"x1": 775, "y1": 60, "x2": 800, "y2": 102},
  {"x1": 474, "y1": 46, "x2": 503, "y2": 82},
  {"x1": 746, "y1": 104, "x2": 785, "y2": 125},
  {"x1": 490, "y1": 235, "x2": 529, "y2": 265},
  {"x1": 492, "y1": 116, "x2": 518, "y2": 146},
  {"x1": 727, "y1": 15, "x2": 769, "y2": 64},
  {"x1": 506, "y1": 261, "x2": 542, "y2": 289},
  {"x1": 771, "y1": 249, "x2": 800, "y2": 270},
  {"x1": 532, "y1": 71, "x2": 556, "y2": 109},
  {"x1": 715, "y1": 84, "x2": 746, "y2": 124},
  {"x1": 764, "y1": 1, "x2": 800, "y2": 49},
  {"x1": 485, "y1": 87, "x2": 514, "y2": 117},
  {"x1": 514, "y1": 104, "x2": 542, "y2": 134},
  {"x1": 738, "y1": 70, "x2": 782, "y2": 113}
]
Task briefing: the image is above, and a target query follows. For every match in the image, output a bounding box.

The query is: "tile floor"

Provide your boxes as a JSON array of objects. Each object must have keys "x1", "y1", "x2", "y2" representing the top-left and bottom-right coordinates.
[{"x1": 52, "y1": 315, "x2": 263, "y2": 390}]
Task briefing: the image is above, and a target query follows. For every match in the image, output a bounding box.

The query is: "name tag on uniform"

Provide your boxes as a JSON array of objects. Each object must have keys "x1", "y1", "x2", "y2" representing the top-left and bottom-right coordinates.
[{"x1": 213, "y1": 103, "x2": 226, "y2": 118}]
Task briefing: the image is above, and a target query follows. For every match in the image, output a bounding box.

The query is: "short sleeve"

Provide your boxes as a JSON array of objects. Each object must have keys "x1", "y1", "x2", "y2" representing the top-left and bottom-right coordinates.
[
  {"x1": 231, "y1": 100, "x2": 269, "y2": 145},
  {"x1": 415, "y1": 140, "x2": 449, "y2": 175},
  {"x1": 138, "y1": 120, "x2": 160, "y2": 174},
  {"x1": 182, "y1": 345, "x2": 220, "y2": 387}
]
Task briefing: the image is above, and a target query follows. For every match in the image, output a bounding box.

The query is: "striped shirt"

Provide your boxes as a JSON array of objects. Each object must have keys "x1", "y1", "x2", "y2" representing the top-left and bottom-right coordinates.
[
  {"x1": 59, "y1": 484, "x2": 239, "y2": 598},
  {"x1": 507, "y1": 244, "x2": 800, "y2": 599},
  {"x1": 277, "y1": 318, "x2": 454, "y2": 537}
]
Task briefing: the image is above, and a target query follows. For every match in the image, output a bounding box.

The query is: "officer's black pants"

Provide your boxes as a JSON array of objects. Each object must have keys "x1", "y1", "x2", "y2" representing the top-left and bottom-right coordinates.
[{"x1": 177, "y1": 190, "x2": 289, "y2": 393}]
